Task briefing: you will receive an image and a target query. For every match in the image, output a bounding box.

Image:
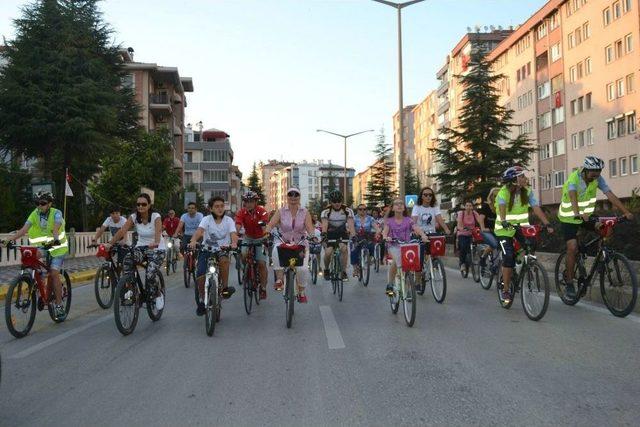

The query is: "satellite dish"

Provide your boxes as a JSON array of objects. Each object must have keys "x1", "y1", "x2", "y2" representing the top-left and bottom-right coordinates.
[
  {"x1": 484, "y1": 26, "x2": 489, "y2": 32},
  {"x1": 475, "y1": 25, "x2": 481, "y2": 32},
  {"x1": 498, "y1": 25, "x2": 503, "y2": 30},
  {"x1": 467, "y1": 26, "x2": 472, "y2": 32},
  {"x1": 490, "y1": 25, "x2": 495, "y2": 31}
]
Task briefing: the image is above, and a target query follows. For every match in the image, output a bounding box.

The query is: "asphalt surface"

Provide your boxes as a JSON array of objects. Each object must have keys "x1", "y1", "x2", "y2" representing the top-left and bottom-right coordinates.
[{"x1": 0, "y1": 260, "x2": 639, "y2": 426}]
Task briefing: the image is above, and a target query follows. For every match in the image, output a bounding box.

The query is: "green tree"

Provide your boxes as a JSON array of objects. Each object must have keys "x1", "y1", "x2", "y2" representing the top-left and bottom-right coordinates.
[
  {"x1": 307, "y1": 197, "x2": 324, "y2": 219},
  {"x1": 246, "y1": 162, "x2": 265, "y2": 205},
  {"x1": 326, "y1": 164, "x2": 337, "y2": 195},
  {"x1": 404, "y1": 160, "x2": 421, "y2": 197},
  {"x1": 365, "y1": 129, "x2": 396, "y2": 206},
  {"x1": 0, "y1": 0, "x2": 140, "y2": 229},
  {"x1": 431, "y1": 48, "x2": 535, "y2": 201},
  {"x1": 0, "y1": 162, "x2": 33, "y2": 231},
  {"x1": 89, "y1": 130, "x2": 180, "y2": 214}
]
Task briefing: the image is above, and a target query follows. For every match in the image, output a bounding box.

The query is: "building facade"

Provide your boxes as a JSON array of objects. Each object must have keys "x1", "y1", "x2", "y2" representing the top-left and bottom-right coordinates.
[
  {"x1": 412, "y1": 91, "x2": 439, "y2": 189},
  {"x1": 392, "y1": 105, "x2": 416, "y2": 192}
]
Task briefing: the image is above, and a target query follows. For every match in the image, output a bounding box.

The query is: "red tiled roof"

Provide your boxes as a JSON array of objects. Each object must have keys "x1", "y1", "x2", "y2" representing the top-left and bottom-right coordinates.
[{"x1": 202, "y1": 128, "x2": 229, "y2": 140}]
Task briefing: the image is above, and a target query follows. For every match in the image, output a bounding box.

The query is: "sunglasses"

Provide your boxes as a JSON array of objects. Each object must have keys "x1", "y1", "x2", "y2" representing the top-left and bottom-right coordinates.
[
  {"x1": 422, "y1": 193, "x2": 434, "y2": 197},
  {"x1": 37, "y1": 201, "x2": 49, "y2": 206},
  {"x1": 287, "y1": 192, "x2": 300, "y2": 197},
  {"x1": 136, "y1": 203, "x2": 148, "y2": 207}
]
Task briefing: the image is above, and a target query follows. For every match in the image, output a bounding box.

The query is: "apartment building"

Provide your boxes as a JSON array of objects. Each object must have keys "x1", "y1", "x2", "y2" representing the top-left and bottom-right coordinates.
[
  {"x1": 392, "y1": 105, "x2": 417, "y2": 191},
  {"x1": 258, "y1": 160, "x2": 294, "y2": 210},
  {"x1": 412, "y1": 91, "x2": 439, "y2": 189}
]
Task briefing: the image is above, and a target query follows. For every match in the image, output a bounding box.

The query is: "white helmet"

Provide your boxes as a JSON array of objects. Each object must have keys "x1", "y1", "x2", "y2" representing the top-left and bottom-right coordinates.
[{"x1": 583, "y1": 156, "x2": 605, "y2": 171}]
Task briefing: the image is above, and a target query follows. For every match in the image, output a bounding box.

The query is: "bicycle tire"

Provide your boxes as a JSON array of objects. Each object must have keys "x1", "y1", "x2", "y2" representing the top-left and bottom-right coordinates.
[
  {"x1": 114, "y1": 276, "x2": 140, "y2": 336},
  {"x1": 520, "y1": 259, "x2": 549, "y2": 321},
  {"x1": 235, "y1": 253, "x2": 242, "y2": 287},
  {"x1": 554, "y1": 250, "x2": 584, "y2": 306},
  {"x1": 362, "y1": 248, "x2": 370, "y2": 287},
  {"x1": 183, "y1": 254, "x2": 191, "y2": 288},
  {"x1": 243, "y1": 265, "x2": 253, "y2": 315},
  {"x1": 389, "y1": 277, "x2": 400, "y2": 314},
  {"x1": 479, "y1": 255, "x2": 493, "y2": 290},
  {"x1": 430, "y1": 258, "x2": 447, "y2": 304},
  {"x1": 285, "y1": 269, "x2": 295, "y2": 328},
  {"x1": 214, "y1": 278, "x2": 222, "y2": 323},
  {"x1": 205, "y1": 277, "x2": 216, "y2": 336},
  {"x1": 94, "y1": 265, "x2": 115, "y2": 309},
  {"x1": 146, "y1": 272, "x2": 165, "y2": 321},
  {"x1": 311, "y1": 258, "x2": 318, "y2": 285},
  {"x1": 471, "y1": 247, "x2": 481, "y2": 283},
  {"x1": 374, "y1": 244, "x2": 380, "y2": 273},
  {"x1": 600, "y1": 252, "x2": 638, "y2": 317},
  {"x1": 5, "y1": 274, "x2": 37, "y2": 339},
  {"x1": 403, "y1": 272, "x2": 417, "y2": 327},
  {"x1": 165, "y1": 247, "x2": 172, "y2": 276},
  {"x1": 48, "y1": 271, "x2": 72, "y2": 323},
  {"x1": 497, "y1": 268, "x2": 515, "y2": 309},
  {"x1": 461, "y1": 252, "x2": 470, "y2": 278}
]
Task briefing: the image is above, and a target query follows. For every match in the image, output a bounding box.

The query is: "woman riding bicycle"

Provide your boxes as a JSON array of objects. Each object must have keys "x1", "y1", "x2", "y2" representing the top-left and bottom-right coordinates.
[
  {"x1": 456, "y1": 200, "x2": 486, "y2": 275},
  {"x1": 494, "y1": 166, "x2": 554, "y2": 303},
  {"x1": 475, "y1": 188, "x2": 500, "y2": 267},
  {"x1": 350, "y1": 203, "x2": 376, "y2": 277},
  {"x1": 411, "y1": 187, "x2": 451, "y2": 266},
  {"x1": 383, "y1": 198, "x2": 430, "y2": 295}
]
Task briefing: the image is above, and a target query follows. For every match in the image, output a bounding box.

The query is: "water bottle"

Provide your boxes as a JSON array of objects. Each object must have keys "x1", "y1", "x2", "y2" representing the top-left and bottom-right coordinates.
[{"x1": 515, "y1": 259, "x2": 523, "y2": 275}]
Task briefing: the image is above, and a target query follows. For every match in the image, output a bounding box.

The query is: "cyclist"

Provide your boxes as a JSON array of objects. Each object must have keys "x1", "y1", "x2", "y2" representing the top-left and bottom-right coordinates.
[
  {"x1": 163, "y1": 209, "x2": 180, "y2": 239},
  {"x1": 321, "y1": 190, "x2": 356, "y2": 281},
  {"x1": 456, "y1": 199, "x2": 488, "y2": 275},
  {"x1": 92, "y1": 205, "x2": 127, "y2": 268},
  {"x1": 495, "y1": 166, "x2": 554, "y2": 303},
  {"x1": 350, "y1": 204, "x2": 376, "y2": 277},
  {"x1": 3, "y1": 191, "x2": 68, "y2": 317},
  {"x1": 411, "y1": 187, "x2": 451, "y2": 266},
  {"x1": 558, "y1": 156, "x2": 633, "y2": 298},
  {"x1": 189, "y1": 196, "x2": 238, "y2": 316},
  {"x1": 264, "y1": 187, "x2": 316, "y2": 303},
  {"x1": 382, "y1": 198, "x2": 430, "y2": 295},
  {"x1": 475, "y1": 188, "x2": 500, "y2": 267},
  {"x1": 235, "y1": 191, "x2": 269, "y2": 300},
  {"x1": 173, "y1": 201, "x2": 204, "y2": 258}
]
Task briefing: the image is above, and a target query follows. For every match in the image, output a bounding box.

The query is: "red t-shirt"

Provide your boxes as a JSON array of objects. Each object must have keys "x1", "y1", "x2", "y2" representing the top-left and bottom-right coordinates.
[
  {"x1": 163, "y1": 216, "x2": 180, "y2": 236},
  {"x1": 235, "y1": 206, "x2": 269, "y2": 239}
]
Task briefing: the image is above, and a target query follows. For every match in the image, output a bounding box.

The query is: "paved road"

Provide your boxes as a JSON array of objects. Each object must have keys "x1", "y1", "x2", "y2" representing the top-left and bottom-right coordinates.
[{"x1": 0, "y1": 261, "x2": 639, "y2": 426}]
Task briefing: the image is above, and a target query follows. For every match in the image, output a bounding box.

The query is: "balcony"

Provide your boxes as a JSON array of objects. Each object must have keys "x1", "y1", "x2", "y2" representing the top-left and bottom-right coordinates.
[
  {"x1": 149, "y1": 93, "x2": 172, "y2": 115},
  {"x1": 437, "y1": 82, "x2": 448, "y2": 97},
  {"x1": 184, "y1": 162, "x2": 199, "y2": 171},
  {"x1": 437, "y1": 100, "x2": 450, "y2": 116}
]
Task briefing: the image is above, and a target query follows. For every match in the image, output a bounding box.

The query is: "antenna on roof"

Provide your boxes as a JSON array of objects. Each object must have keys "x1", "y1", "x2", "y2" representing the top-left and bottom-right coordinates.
[
  {"x1": 490, "y1": 25, "x2": 495, "y2": 31},
  {"x1": 483, "y1": 26, "x2": 489, "y2": 32},
  {"x1": 466, "y1": 26, "x2": 472, "y2": 32},
  {"x1": 474, "y1": 25, "x2": 481, "y2": 33}
]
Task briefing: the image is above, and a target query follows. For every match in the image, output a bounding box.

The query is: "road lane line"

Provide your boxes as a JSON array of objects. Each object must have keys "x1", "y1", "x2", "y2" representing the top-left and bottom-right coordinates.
[
  {"x1": 319, "y1": 305, "x2": 345, "y2": 350},
  {"x1": 9, "y1": 314, "x2": 113, "y2": 359}
]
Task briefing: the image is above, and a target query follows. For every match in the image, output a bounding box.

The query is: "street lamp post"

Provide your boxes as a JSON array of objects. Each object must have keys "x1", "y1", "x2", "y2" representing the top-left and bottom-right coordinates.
[
  {"x1": 371, "y1": 0, "x2": 425, "y2": 199},
  {"x1": 316, "y1": 129, "x2": 374, "y2": 201}
]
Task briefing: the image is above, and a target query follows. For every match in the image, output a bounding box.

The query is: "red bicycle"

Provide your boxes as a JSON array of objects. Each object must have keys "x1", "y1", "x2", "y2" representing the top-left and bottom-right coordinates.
[{"x1": 2, "y1": 242, "x2": 72, "y2": 338}]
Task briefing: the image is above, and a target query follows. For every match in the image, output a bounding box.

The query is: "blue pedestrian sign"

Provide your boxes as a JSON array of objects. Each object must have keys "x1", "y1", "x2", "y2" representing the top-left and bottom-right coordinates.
[{"x1": 405, "y1": 195, "x2": 418, "y2": 208}]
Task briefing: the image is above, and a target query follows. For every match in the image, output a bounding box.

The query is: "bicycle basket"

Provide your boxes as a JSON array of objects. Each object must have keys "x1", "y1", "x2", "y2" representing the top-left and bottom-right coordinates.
[
  {"x1": 429, "y1": 236, "x2": 446, "y2": 257},
  {"x1": 96, "y1": 244, "x2": 109, "y2": 259},
  {"x1": 20, "y1": 247, "x2": 40, "y2": 268},
  {"x1": 277, "y1": 244, "x2": 305, "y2": 267},
  {"x1": 597, "y1": 217, "x2": 617, "y2": 238},
  {"x1": 471, "y1": 227, "x2": 483, "y2": 243}
]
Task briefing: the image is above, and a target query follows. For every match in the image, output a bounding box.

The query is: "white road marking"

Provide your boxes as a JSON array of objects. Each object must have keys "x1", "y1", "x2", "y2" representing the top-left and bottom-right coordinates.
[
  {"x1": 9, "y1": 314, "x2": 113, "y2": 359},
  {"x1": 319, "y1": 305, "x2": 345, "y2": 350}
]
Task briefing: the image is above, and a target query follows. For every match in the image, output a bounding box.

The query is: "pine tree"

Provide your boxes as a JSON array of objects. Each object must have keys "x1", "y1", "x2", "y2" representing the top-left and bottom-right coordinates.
[
  {"x1": 404, "y1": 160, "x2": 421, "y2": 196},
  {"x1": 431, "y1": 48, "x2": 535, "y2": 201},
  {"x1": 246, "y1": 162, "x2": 266, "y2": 205},
  {"x1": 365, "y1": 129, "x2": 396, "y2": 206}
]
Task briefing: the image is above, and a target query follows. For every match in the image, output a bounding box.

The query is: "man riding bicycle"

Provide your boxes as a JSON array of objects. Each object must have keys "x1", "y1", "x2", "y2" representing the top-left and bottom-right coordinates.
[
  {"x1": 350, "y1": 204, "x2": 376, "y2": 277},
  {"x1": 235, "y1": 191, "x2": 269, "y2": 300},
  {"x1": 173, "y1": 202, "x2": 204, "y2": 259},
  {"x1": 321, "y1": 190, "x2": 356, "y2": 281},
  {"x1": 92, "y1": 205, "x2": 127, "y2": 268},
  {"x1": 3, "y1": 191, "x2": 68, "y2": 317},
  {"x1": 558, "y1": 156, "x2": 633, "y2": 298}
]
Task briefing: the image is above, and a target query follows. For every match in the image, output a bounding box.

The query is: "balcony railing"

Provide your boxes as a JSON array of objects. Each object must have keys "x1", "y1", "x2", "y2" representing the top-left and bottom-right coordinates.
[{"x1": 150, "y1": 93, "x2": 170, "y2": 104}]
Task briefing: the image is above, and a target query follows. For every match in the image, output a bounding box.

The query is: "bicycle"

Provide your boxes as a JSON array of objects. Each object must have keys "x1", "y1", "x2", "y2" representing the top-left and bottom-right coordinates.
[
  {"x1": 353, "y1": 236, "x2": 372, "y2": 287},
  {"x1": 273, "y1": 231, "x2": 311, "y2": 328},
  {"x1": 234, "y1": 238, "x2": 244, "y2": 288},
  {"x1": 183, "y1": 245, "x2": 198, "y2": 292},
  {"x1": 325, "y1": 237, "x2": 348, "y2": 302},
  {"x1": 308, "y1": 242, "x2": 321, "y2": 285},
  {"x1": 386, "y1": 238, "x2": 419, "y2": 327},
  {"x1": 416, "y1": 235, "x2": 447, "y2": 304},
  {"x1": 494, "y1": 225, "x2": 550, "y2": 321},
  {"x1": 554, "y1": 216, "x2": 638, "y2": 317},
  {"x1": 478, "y1": 241, "x2": 499, "y2": 291},
  {"x1": 113, "y1": 245, "x2": 166, "y2": 336},
  {"x1": 197, "y1": 244, "x2": 237, "y2": 336},
  {"x1": 240, "y1": 240, "x2": 266, "y2": 315},
  {"x1": 458, "y1": 228, "x2": 476, "y2": 280},
  {"x1": 2, "y1": 241, "x2": 72, "y2": 338},
  {"x1": 373, "y1": 240, "x2": 382, "y2": 273},
  {"x1": 164, "y1": 236, "x2": 179, "y2": 276},
  {"x1": 88, "y1": 243, "x2": 121, "y2": 309}
]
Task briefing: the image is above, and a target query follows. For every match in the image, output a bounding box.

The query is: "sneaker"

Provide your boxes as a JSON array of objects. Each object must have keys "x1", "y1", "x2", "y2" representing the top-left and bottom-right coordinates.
[
  {"x1": 155, "y1": 294, "x2": 164, "y2": 310},
  {"x1": 196, "y1": 302, "x2": 206, "y2": 316},
  {"x1": 385, "y1": 284, "x2": 394, "y2": 296},
  {"x1": 259, "y1": 288, "x2": 267, "y2": 300},
  {"x1": 500, "y1": 290, "x2": 511, "y2": 303},
  {"x1": 298, "y1": 294, "x2": 308, "y2": 304},
  {"x1": 54, "y1": 304, "x2": 65, "y2": 318},
  {"x1": 564, "y1": 281, "x2": 577, "y2": 299},
  {"x1": 341, "y1": 272, "x2": 348, "y2": 281},
  {"x1": 222, "y1": 286, "x2": 236, "y2": 299},
  {"x1": 323, "y1": 269, "x2": 330, "y2": 280},
  {"x1": 274, "y1": 280, "x2": 284, "y2": 291}
]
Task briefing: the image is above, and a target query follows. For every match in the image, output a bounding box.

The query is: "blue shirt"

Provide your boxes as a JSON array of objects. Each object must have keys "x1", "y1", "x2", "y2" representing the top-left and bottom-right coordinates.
[
  {"x1": 25, "y1": 210, "x2": 63, "y2": 228},
  {"x1": 568, "y1": 175, "x2": 610, "y2": 194},
  {"x1": 181, "y1": 212, "x2": 204, "y2": 236},
  {"x1": 354, "y1": 215, "x2": 374, "y2": 234}
]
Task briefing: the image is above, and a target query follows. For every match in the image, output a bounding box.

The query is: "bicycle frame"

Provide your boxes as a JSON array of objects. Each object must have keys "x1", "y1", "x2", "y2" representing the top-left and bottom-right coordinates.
[{"x1": 18, "y1": 246, "x2": 57, "y2": 303}]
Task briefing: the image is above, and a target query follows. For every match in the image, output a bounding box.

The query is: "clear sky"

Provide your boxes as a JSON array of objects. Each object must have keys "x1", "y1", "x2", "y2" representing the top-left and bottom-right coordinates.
[{"x1": 0, "y1": 0, "x2": 546, "y2": 177}]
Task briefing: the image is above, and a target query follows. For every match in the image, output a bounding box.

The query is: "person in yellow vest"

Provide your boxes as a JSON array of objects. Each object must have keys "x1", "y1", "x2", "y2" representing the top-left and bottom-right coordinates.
[
  {"x1": 558, "y1": 156, "x2": 633, "y2": 298},
  {"x1": 494, "y1": 166, "x2": 553, "y2": 304},
  {"x1": 5, "y1": 191, "x2": 68, "y2": 318}
]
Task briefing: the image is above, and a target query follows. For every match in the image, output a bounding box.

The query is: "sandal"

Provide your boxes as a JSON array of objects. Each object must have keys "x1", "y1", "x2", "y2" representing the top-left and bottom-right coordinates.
[{"x1": 274, "y1": 279, "x2": 284, "y2": 291}]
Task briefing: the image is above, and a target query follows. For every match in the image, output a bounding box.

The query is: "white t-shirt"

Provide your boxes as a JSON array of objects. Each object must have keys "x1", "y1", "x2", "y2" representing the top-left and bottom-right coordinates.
[
  {"x1": 102, "y1": 216, "x2": 127, "y2": 237},
  {"x1": 198, "y1": 215, "x2": 236, "y2": 249},
  {"x1": 411, "y1": 205, "x2": 441, "y2": 234},
  {"x1": 130, "y1": 212, "x2": 161, "y2": 247}
]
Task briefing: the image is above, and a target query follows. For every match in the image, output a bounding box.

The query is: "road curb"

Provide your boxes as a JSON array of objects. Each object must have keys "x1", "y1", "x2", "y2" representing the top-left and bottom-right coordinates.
[{"x1": 0, "y1": 268, "x2": 97, "y2": 301}]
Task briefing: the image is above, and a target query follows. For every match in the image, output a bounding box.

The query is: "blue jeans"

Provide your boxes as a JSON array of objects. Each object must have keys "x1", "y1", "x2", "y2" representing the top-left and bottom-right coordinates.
[
  {"x1": 481, "y1": 231, "x2": 498, "y2": 250},
  {"x1": 458, "y1": 235, "x2": 472, "y2": 267},
  {"x1": 350, "y1": 240, "x2": 375, "y2": 265}
]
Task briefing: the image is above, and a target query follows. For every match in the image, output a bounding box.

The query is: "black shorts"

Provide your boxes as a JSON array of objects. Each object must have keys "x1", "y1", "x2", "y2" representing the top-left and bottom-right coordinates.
[
  {"x1": 561, "y1": 221, "x2": 595, "y2": 242},
  {"x1": 497, "y1": 232, "x2": 527, "y2": 269},
  {"x1": 326, "y1": 230, "x2": 349, "y2": 242}
]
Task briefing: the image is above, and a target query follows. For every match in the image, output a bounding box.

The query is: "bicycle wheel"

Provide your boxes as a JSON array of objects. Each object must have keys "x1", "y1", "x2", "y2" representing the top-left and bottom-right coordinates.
[
  {"x1": 243, "y1": 264, "x2": 253, "y2": 315},
  {"x1": 5, "y1": 274, "x2": 37, "y2": 339},
  {"x1": 479, "y1": 254, "x2": 493, "y2": 290},
  {"x1": 520, "y1": 260, "x2": 549, "y2": 321},
  {"x1": 417, "y1": 262, "x2": 427, "y2": 296},
  {"x1": 183, "y1": 254, "x2": 191, "y2": 288},
  {"x1": 311, "y1": 257, "x2": 318, "y2": 285},
  {"x1": 461, "y1": 252, "x2": 470, "y2": 278},
  {"x1": 114, "y1": 276, "x2": 140, "y2": 336},
  {"x1": 48, "y1": 271, "x2": 72, "y2": 323},
  {"x1": 235, "y1": 253, "x2": 242, "y2": 287},
  {"x1": 600, "y1": 252, "x2": 638, "y2": 317},
  {"x1": 361, "y1": 248, "x2": 370, "y2": 287},
  {"x1": 389, "y1": 277, "x2": 400, "y2": 314},
  {"x1": 496, "y1": 268, "x2": 515, "y2": 309},
  {"x1": 94, "y1": 265, "x2": 115, "y2": 309},
  {"x1": 471, "y1": 247, "x2": 481, "y2": 283},
  {"x1": 430, "y1": 258, "x2": 447, "y2": 304},
  {"x1": 554, "y1": 251, "x2": 584, "y2": 306},
  {"x1": 146, "y1": 272, "x2": 165, "y2": 321},
  {"x1": 374, "y1": 245, "x2": 380, "y2": 273},
  {"x1": 205, "y1": 278, "x2": 216, "y2": 336},
  {"x1": 402, "y1": 272, "x2": 417, "y2": 327},
  {"x1": 285, "y1": 269, "x2": 295, "y2": 328},
  {"x1": 165, "y1": 247, "x2": 171, "y2": 276}
]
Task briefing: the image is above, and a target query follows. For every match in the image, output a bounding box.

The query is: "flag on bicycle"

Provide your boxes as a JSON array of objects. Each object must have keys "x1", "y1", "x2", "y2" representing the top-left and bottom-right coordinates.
[{"x1": 400, "y1": 243, "x2": 421, "y2": 272}]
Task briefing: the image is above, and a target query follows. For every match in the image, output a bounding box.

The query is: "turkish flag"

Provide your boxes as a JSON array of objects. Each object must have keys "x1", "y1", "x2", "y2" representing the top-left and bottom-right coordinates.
[
  {"x1": 555, "y1": 92, "x2": 562, "y2": 108},
  {"x1": 400, "y1": 243, "x2": 421, "y2": 272}
]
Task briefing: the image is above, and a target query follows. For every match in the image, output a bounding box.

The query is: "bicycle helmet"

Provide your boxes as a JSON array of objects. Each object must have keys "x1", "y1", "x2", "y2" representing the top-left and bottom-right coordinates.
[
  {"x1": 35, "y1": 190, "x2": 54, "y2": 203},
  {"x1": 328, "y1": 189, "x2": 343, "y2": 203},
  {"x1": 502, "y1": 166, "x2": 525, "y2": 183},
  {"x1": 242, "y1": 191, "x2": 259, "y2": 201},
  {"x1": 583, "y1": 156, "x2": 605, "y2": 171}
]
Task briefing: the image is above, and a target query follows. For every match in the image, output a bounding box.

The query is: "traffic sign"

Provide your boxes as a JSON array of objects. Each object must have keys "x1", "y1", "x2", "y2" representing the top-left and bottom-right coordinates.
[{"x1": 405, "y1": 195, "x2": 418, "y2": 208}]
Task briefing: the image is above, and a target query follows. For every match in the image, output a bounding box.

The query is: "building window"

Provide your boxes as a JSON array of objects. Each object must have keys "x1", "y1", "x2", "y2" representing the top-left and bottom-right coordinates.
[
  {"x1": 539, "y1": 143, "x2": 551, "y2": 160},
  {"x1": 203, "y1": 150, "x2": 229, "y2": 162},
  {"x1": 626, "y1": 73, "x2": 635, "y2": 93},
  {"x1": 603, "y1": 7, "x2": 612, "y2": 26},
  {"x1": 537, "y1": 22, "x2": 548, "y2": 40},
  {"x1": 585, "y1": 57, "x2": 592, "y2": 75},
  {"x1": 569, "y1": 66, "x2": 577, "y2": 83},
  {"x1": 586, "y1": 128, "x2": 594, "y2": 145},
  {"x1": 571, "y1": 100, "x2": 577, "y2": 116},
  {"x1": 607, "y1": 120, "x2": 617, "y2": 139},
  {"x1": 615, "y1": 39, "x2": 624, "y2": 59},
  {"x1": 613, "y1": 1, "x2": 622, "y2": 19},
  {"x1": 550, "y1": 43, "x2": 562, "y2": 62},
  {"x1": 549, "y1": 12, "x2": 559, "y2": 30},
  {"x1": 617, "y1": 78, "x2": 625, "y2": 97},
  {"x1": 609, "y1": 159, "x2": 617, "y2": 177},
  {"x1": 571, "y1": 133, "x2": 578, "y2": 150},
  {"x1": 540, "y1": 174, "x2": 552, "y2": 190},
  {"x1": 184, "y1": 172, "x2": 193, "y2": 185},
  {"x1": 121, "y1": 74, "x2": 135, "y2": 90},
  {"x1": 553, "y1": 139, "x2": 565, "y2": 156},
  {"x1": 553, "y1": 106, "x2": 565, "y2": 125},
  {"x1": 628, "y1": 112, "x2": 637, "y2": 133},
  {"x1": 184, "y1": 152, "x2": 193, "y2": 163},
  {"x1": 537, "y1": 81, "x2": 551, "y2": 100},
  {"x1": 617, "y1": 116, "x2": 626, "y2": 137},
  {"x1": 620, "y1": 157, "x2": 628, "y2": 176},
  {"x1": 568, "y1": 33, "x2": 575, "y2": 49},
  {"x1": 538, "y1": 112, "x2": 552, "y2": 130},
  {"x1": 202, "y1": 169, "x2": 229, "y2": 183},
  {"x1": 605, "y1": 45, "x2": 614, "y2": 64},
  {"x1": 623, "y1": 0, "x2": 632, "y2": 13},
  {"x1": 631, "y1": 155, "x2": 638, "y2": 174},
  {"x1": 625, "y1": 34, "x2": 633, "y2": 54},
  {"x1": 583, "y1": 22, "x2": 591, "y2": 40},
  {"x1": 607, "y1": 83, "x2": 616, "y2": 101},
  {"x1": 577, "y1": 62, "x2": 584, "y2": 79},
  {"x1": 554, "y1": 171, "x2": 565, "y2": 188},
  {"x1": 585, "y1": 92, "x2": 592, "y2": 110},
  {"x1": 575, "y1": 28, "x2": 582, "y2": 46}
]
